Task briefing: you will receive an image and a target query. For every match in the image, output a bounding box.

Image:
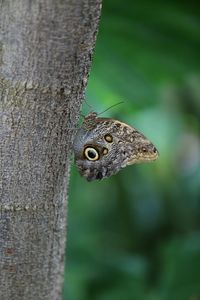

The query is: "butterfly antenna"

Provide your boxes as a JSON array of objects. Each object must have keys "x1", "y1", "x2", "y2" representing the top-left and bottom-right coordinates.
[
  {"x1": 98, "y1": 101, "x2": 124, "y2": 116},
  {"x1": 84, "y1": 99, "x2": 93, "y2": 111}
]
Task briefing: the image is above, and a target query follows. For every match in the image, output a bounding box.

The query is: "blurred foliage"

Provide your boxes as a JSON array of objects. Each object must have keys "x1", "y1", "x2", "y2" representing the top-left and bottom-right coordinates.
[{"x1": 64, "y1": 1, "x2": 200, "y2": 299}]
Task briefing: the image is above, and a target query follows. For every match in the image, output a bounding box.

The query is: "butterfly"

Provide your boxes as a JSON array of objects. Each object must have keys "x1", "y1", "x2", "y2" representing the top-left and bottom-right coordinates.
[{"x1": 73, "y1": 112, "x2": 159, "y2": 181}]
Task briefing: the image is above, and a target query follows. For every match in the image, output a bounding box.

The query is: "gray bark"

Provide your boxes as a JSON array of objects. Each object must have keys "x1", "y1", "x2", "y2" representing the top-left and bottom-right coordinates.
[{"x1": 0, "y1": 1, "x2": 102, "y2": 299}]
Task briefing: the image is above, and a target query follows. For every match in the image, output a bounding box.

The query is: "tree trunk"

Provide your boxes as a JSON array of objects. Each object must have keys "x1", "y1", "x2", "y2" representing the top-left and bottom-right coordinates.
[{"x1": 0, "y1": 1, "x2": 102, "y2": 299}]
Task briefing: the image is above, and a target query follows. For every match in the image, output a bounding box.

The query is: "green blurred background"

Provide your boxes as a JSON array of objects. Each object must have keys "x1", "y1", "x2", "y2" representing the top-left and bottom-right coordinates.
[{"x1": 64, "y1": 1, "x2": 200, "y2": 299}]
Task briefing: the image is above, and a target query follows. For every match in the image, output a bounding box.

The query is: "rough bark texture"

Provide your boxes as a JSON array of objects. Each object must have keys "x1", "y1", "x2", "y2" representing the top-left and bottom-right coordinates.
[{"x1": 0, "y1": 0, "x2": 102, "y2": 299}]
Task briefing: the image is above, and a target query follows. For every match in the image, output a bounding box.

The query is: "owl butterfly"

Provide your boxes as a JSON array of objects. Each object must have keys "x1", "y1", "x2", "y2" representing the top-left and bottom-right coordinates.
[{"x1": 73, "y1": 112, "x2": 159, "y2": 181}]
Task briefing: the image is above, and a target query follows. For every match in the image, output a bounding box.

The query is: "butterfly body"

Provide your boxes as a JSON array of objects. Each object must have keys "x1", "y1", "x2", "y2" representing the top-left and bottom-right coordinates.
[{"x1": 73, "y1": 112, "x2": 159, "y2": 181}]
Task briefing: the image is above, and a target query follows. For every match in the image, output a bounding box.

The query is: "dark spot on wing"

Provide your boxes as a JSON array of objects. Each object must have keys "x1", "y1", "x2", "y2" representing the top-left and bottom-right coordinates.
[
  {"x1": 153, "y1": 147, "x2": 157, "y2": 153},
  {"x1": 96, "y1": 172, "x2": 103, "y2": 180}
]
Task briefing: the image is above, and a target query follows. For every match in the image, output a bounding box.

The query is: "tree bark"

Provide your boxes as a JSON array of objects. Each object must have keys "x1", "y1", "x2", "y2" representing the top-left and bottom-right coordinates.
[{"x1": 0, "y1": 0, "x2": 102, "y2": 299}]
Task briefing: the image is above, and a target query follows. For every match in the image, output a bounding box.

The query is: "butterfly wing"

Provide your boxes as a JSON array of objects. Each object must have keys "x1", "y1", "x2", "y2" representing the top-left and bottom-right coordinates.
[{"x1": 73, "y1": 116, "x2": 158, "y2": 181}]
